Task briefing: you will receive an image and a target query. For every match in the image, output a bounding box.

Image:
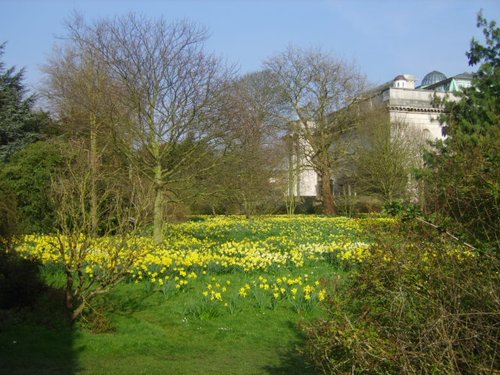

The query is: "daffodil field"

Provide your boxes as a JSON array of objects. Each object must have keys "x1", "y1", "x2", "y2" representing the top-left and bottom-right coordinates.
[
  {"x1": 4, "y1": 215, "x2": 487, "y2": 374},
  {"x1": 12, "y1": 214, "x2": 477, "y2": 319},
  {"x1": 13, "y1": 216, "x2": 393, "y2": 316}
]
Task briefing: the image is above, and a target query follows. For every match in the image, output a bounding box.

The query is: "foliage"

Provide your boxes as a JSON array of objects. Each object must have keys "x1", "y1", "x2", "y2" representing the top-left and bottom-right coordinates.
[
  {"x1": 203, "y1": 146, "x2": 285, "y2": 217},
  {"x1": 43, "y1": 40, "x2": 129, "y2": 236},
  {"x1": 0, "y1": 163, "x2": 45, "y2": 312},
  {"x1": 304, "y1": 20, "x2": 500, "y2": 373},
  {"x1": 0, "y1": 177, "x2": 18, "y2": 238},
  {"x1": 382, "y1": 200, "x2": 422, "y2": 221},
  {"x1": 303, "y1": 221, "x2": 499, "y2": 374},
  {"x1": 424, "y1": 13, "x2": 499, "y2": 249},
  {"x1": 0, "y1": 140, "x2": 65, "y2": 233},
  {"x1": 0, "y1": 43, "x2": 42, "y2": 162},
  {"x1": 0, "y1": 191, "x2": 44, "y2": 310},
  {"x1": 353, "y1": 109, "x2": 427, "y2": 203}
]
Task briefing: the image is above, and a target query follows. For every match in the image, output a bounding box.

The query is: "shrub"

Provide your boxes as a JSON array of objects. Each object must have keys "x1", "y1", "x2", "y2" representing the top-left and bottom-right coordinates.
[
  {"x1": 0, "y1": 178, "x2": 18, "y2": 237},
  {"x1": 0, "y1": 140, "x2": 65, "y2": 233},
  {"x1": 303, "y1": 221, "x2": 499, "y2": 374}
]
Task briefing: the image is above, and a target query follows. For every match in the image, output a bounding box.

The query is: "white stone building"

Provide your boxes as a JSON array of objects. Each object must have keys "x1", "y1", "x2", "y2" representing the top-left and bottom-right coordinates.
[
  {"x1": 291, "y1": 71, "x2": 473, "y2": 203},
  {"x1": 363, "y1": 71, "x2": 472, "y2": 140}
]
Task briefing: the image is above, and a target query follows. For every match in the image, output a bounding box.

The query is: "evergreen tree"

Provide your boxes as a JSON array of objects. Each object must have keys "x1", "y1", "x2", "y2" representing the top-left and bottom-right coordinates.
[
  {"x1": 425, "y1": 13, "x2": 499, "y2": 249},
  {"x1": 0, "y1": 43, "x2": 41, "y2": 162}
]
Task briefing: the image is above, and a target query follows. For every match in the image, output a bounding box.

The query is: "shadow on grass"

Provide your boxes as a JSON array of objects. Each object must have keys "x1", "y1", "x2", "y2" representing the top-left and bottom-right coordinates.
[
  {"x1": 262, "y1": 320, "x2": 317, "y2": 375},
  {"x1": 0, "y1": 286, "x2": 79, "y2": 375},
  {"x1": 96, "y1": 282, "x2": 159, "y2": 316},
  {"x1": 263, "y1": 348, "x2": 317, "y2": 375}
]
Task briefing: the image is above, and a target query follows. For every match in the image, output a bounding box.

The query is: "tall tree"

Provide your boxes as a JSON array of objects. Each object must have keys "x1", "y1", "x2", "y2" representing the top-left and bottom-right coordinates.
[
  {"x1": 425, "y1": 13, "x2": 499, "y2": 249},
  {"x1": 0, "y1": 43, "x2": 41, "y2": 162},
  {"x1": 265, "y1": 47, "x2": 365, "y2": 214},
  {"x1": 214, "y1": 71, "x2": 285, "y2": 216},
  {"x1": 43, "y1": 44, "x2": 122, "y2": 235},
  {"x1": 67, "y1": 14, "x2": 229, "y2": 242}
]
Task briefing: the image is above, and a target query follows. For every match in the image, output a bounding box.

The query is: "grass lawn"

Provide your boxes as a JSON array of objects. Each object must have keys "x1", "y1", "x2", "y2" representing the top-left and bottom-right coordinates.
[{"x1": 0, "y1": 215, "x2": 389, "y2": 374}]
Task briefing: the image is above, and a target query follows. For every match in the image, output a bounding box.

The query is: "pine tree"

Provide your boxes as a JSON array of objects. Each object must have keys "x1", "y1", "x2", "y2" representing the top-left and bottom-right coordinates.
[{"x1": 0, "y1": 43, "x2": 41, "y2": 162}]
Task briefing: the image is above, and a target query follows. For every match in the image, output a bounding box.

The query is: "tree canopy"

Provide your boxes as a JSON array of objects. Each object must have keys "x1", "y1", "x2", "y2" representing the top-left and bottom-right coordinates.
[
  {"x1": 0, "y1": 43, "x2": 43, "y2": 162},
  {"x1": 265, "y1": 46, "x2": 366, "y2": 214}
]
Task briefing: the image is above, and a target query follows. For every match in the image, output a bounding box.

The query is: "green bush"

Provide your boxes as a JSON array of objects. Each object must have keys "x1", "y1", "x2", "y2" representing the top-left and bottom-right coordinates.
[
  {"x1": 303, "y1": 222, "x2": 499, "y2": 374},
  {"x1": 0, "y1": 181, "x2": 18, "y2": 237},
  {"x1": 0, "y1": 140, "x2": 64, "y2": 233}
]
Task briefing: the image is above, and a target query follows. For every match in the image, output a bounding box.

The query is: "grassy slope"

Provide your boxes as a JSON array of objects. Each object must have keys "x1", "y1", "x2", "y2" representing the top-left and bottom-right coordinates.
[
  {"x1": 2, "y1": 216, "x2": 366, "y2": 374},
  {"x1": 1, "y1": 271, "x2": 325, "y2": 375}
]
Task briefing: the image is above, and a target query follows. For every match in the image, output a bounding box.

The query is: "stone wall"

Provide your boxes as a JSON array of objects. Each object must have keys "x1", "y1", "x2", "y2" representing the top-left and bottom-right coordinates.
[{"x1": 390, "y1": 110, "x2": 443, "y2": 140}]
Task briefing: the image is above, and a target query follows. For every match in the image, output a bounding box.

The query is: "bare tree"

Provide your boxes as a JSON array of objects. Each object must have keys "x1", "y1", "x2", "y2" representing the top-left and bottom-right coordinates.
[
  {"x1": 43, "y1": 44, "x2": 122, "y2": 235},
  {"x1": 67, "y1": 14, "x2": 229, "y2": 242},
  {"x1": 214, "y1": 71, "x2": 285, "y2": 216},
  {"x1": 265, "y1": 46, "x2": 366, "y2": 214},
  {"x1": 50, "y1": 140, "x2": 148, "y2": 321},
  {"x1": 354, "y1": 108, "x2": 428, "y2": 203}
]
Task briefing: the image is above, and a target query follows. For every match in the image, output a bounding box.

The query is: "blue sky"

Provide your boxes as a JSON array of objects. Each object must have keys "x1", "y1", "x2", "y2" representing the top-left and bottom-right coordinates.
[{"x1": 1, "y1": 0, "x2": 499, "y2": 95}]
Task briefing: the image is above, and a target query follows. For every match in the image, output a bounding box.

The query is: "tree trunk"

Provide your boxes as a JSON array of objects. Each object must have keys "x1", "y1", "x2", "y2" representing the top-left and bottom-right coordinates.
[
  {"x1": 242, "y1": 196, "x2": 252, "y2": 219},
  {"x1": 72, "y1": 301, "x2": 86, "y2": 321},
  {"x1": 153, "y1": 163, "x2": 164, "y2": 244},
  {"x1": 321, "y1": 170, "x2": 335, "y2": 215},
  {"x1": 287, "y1": 142, "x2": 296, "y2": 215},
  {"x1": 65, "y1": 270, "x2": 75, "y2": 320},
  {"x1": 89, "y1": 112, "x2": 98, "y2": 236}
]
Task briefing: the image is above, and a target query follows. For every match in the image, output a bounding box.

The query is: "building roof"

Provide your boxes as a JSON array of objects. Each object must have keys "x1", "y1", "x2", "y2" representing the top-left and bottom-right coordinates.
[
  {"x1": 394, "y1": 74, "x2": 407, "y2": 81},
  {"x1": 422, "y1": 72, "x2": 474, "y2": 91},
  {"x1": 453, "y1": 72, "x2": 474, "y2": 80},
  {"x1": 358, "y1": 70, "x2": 473, "y2": 103},
  {"x1": 421, "y1": 71, "x2": 447, "y2": 87}
]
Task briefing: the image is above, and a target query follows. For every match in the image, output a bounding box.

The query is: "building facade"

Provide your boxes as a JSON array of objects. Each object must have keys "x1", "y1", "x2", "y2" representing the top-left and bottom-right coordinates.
[
  {"x1": 292, "y1": 71, "x2": 473, "y2": 202},
  {"x1": 362, "y1": 71, "x2": 472, "y2": 140}
]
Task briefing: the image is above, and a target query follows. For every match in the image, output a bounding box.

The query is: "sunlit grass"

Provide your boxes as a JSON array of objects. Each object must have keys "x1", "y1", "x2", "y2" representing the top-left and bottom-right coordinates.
[{"x1": 3, "y1": 215, "x2": 395, "y2": 374}]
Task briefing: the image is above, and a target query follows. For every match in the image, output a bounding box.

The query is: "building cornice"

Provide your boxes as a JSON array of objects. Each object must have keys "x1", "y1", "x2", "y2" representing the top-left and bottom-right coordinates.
[{"x1": 388, "y1": 105, "x2": 443, "y2": 113}]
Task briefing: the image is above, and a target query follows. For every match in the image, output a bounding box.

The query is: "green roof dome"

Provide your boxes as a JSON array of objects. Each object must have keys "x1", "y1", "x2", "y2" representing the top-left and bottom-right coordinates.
[{"x1": 421, "y1": 71, "x2": 447, "y2": 86}]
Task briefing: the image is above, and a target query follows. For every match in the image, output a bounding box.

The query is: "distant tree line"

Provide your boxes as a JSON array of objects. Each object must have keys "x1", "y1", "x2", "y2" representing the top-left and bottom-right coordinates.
[{"x1": 2, "y1": 11, "x2": 493, "y2": 243}]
